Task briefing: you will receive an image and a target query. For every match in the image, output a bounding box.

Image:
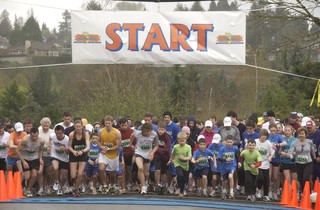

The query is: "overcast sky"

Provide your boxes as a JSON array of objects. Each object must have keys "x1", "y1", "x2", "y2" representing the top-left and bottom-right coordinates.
[
  {"x1": 1, "y1": 0, "x2": 319, "y2": 31},
  {"x1": 0, "y1": 0, "x2": 214, "y2": 30}
]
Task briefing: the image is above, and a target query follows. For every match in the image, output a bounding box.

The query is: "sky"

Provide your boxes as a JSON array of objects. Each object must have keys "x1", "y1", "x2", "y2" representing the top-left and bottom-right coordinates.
[
  {"x1": 0, "y1": 0, "x2": 213, "y2": 30},
  {"x1": 1, "y1": 0, "x2": 319, "y2": 31}
]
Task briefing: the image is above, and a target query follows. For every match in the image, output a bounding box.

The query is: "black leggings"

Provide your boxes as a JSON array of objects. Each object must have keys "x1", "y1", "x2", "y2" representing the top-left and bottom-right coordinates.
[
  {"x1": 175, "y1": 166, "x2": 189, "y2": 194},
  {"x1": 256, "y1": 168, "x2": 269, "y2": 196},
  {"x1": 296, "y1": 162, "x2": 313, "y2": 192},
  {"x1": 245, "y1": 170, "x2": 257, "y2": 195}
]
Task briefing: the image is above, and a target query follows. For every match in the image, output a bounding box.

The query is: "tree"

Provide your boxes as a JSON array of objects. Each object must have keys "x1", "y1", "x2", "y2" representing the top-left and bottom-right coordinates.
[
  {"x1": 58, "y1": 10, "x2": 71, "y2": 42},
  {"x1": 0, "y1": 81, "x2": 26, "y2": 122},
  {"x1": 115, "y1": 2, "x2": 146, "y2": 11},
  {"x1": 174, "y1": 3, "x2": 189, "y2": 11},
  {"x1": 9, "y1": 15, "x2": 23, "y2": 45},
  {"x1": 22, "y1": 16, "x2": 42, "y2": 42},
  {"x1": 208, "y1": 1, "x2": 217, "y2": 11},
  {"x1": 0, "y1": 9, "x2": 12, "y2": 37},
  {"x1": 29, "y1": 68, "x2": 58, "y2": 107},
  {"x1": 216, "y1": 0, "x2": 231, "y2": 11},
  {"x1": 41, "y1": 23, "x2": 51, "y2": 41},
  {"x1": 83, "y1": 0, "x2": 103, "y2": 10},
  {"x1": 190, "y1": 1, "x2": 204, "y2": 11}
]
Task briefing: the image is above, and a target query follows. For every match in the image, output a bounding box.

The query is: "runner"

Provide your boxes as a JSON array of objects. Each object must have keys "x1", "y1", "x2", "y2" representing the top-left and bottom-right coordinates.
[
  {"x1": 50, "y1": 125, "x2": 69, "y2": 196},
  {"x1": 68, "y1": 119, "x2": 90, "y2": 197},
  {"x1": 131, "y1": 123, "x2": 159, "y2": 194},
  {"x1": 6, "y1": 122, "x2": 27, "y2": 172},
  {"x1": 16, "y1": 127, "x2": 45, "y2": 197},
  {"x1": 98, "y1": 115, "x2": 121, "y2": 194}
]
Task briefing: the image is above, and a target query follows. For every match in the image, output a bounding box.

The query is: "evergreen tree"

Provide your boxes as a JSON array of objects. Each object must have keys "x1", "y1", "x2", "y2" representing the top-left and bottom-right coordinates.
[
  {"x1": 0, "y1": 9, "x2": 12, "y2": 37},
  {"x1": 190, "y1": 1, "x2": 204, "y2": 11},
  {"x1": 84, "y1": 0, "x2": 103, "y2": 10},
  {"x1": 115, "y1": 2, "x2": 145, "y2": 11},
  {"x1": 22, "y1": 16, "x2": 42, "y2": 42},
  {"x1": 208, "y1": 1, "x2": 217, "y2": 11},
  {"x1": 29, "y1": 68, "x2": 58, "y2": 107},
  {"x1": 41, "y1": 23, "x2": 51, "y2": 41},
  {"x1": 216, "y1": 0, "x2": 231, "y2": 11},
  {"x1": 9, "y1": 15, "x2": 23, "y2": 45},
  {"x1": 174, "y1": 3, "x2": 189, "y2": 11},
  {"x1": 0, "y1": 81, "x2": 26, "y2": 122},
  {"x1": 58, "y1": 10, "x2": 71, "y2": 42}
]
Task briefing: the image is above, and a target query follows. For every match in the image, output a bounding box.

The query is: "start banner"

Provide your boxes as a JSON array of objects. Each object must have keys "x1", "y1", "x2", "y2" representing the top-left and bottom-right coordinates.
[{"x1": 71, "y1": 11, "x2": 246, "y2": 65}]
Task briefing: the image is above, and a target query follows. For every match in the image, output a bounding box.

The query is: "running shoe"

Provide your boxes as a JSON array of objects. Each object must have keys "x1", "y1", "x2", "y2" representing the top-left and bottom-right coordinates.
[
  {"x1": 263, "y1": 195, "x2": 271, "y2": 202},
  {"x1": 57, "y1": 189, "x2": 63, "y2": 196},
  {"x1": 141, "y1": 186, "x2": 147, "y2": 195},
  {"x1": 37, "y1": 188, "x2": 44, "y2": 196},
  {"x1": 53, "y1": 181, "x2": 59, "y2": 191},
  {"x1": 26, "y1": 191, "x2": 33, "y2": 198}
]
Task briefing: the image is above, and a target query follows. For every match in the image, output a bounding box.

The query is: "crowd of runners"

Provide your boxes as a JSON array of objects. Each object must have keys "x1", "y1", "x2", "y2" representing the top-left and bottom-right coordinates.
[{"x1": 0, "y1": 110, "x2": 319, "y2": 202}]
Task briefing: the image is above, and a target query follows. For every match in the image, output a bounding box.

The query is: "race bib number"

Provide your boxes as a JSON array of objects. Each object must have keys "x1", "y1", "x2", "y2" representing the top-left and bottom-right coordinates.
[
  {"x1": 104, "y1": 143, "x2": 113, "y2": 148},
  {"x1": 197, "y1": 156, "x2": 208, "y2": 166},
  {"x1": 141, "y1": 144, "x2": 151, "y2": 151},
  {"x1": 74, "y1": 145, "x2": 85, "y2": 151},
  {"x1": 297, "y1": 155, "x2": 308, "y2": 163},
  {"x1": 55, "y1": 149, "x2": 64, "y2": 154},
  {"x1": 89, "y1": 149, "x2": 99, "y2": 158},
  {"x1": 121, "y1": 139, "x2": 130, "y2": 148},
  {"x1": 224, "y1": 152, "x2": 234, "y2": 160},
  {"x1": 258, "y1": 148, "x2": 267, "y2": 156}
]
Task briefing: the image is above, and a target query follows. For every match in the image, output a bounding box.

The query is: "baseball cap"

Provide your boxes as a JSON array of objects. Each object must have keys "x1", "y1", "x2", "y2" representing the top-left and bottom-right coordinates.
[
  {"x1": 14, "y1": 122, "x2": 24, "y2": 132},
  {"x1": 263, "y1": 112, "x2": 268, "y2": 117},
  {"x1": 223, "y1": 117, "x2": 232, "y2": 126},
  {"x1": 181, "y1": 126, "x2": 190, "y2": 134},
  {"x1": 297, "y1": 113, "x2": 303, "y2": 118},
  {"x1": 82, "y1": 118, "x2": 88, "y2": 126},
  {"x1": 212, "y1": 134, "x2": 221, "y2": 143},
  {"x1": 197, "y1": 134, "x2": 205, "y2": 142},
  {"x1": 306, "y1": 120, "x2": 315, "y2": 128},
  {"x1": 205, "y1": 120, "x2": 213, "y2": 128},
  {"x1": 301, "y1": 117, "x2": 311, "y2": 127},
  {"x1": 290, "y1": 112, "x2": 298, "y2": 119},
  {"x1": 266, "y1": 110, "x2": 275, "y2": 117},
  {"x1": 85, "y1": 124, "x2": 93, "y2": 133},
  {"x1": 257, "y1": 117, "x2": 264, "y2": 126}
]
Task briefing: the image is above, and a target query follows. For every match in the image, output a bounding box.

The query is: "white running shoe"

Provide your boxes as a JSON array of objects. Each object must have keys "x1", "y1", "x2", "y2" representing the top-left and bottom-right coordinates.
[{"x1": 141, "y1": 186, "x2": 147, "y2": 195}]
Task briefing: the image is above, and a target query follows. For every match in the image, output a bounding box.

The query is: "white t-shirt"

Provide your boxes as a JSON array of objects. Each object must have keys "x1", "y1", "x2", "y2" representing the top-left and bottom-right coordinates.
[
  {"x1": 39, "y1": 127, "x2": 54, "y2": 157},
  {"x1": 50, "y1": 133, "x2": 69, "y2": 162},
  {"x1": 134, "y1": 130, "x2": 159, "y2": 159},
  {"x1": 0, "y1": 131, "x2": 10, "y2": 159},
  {"x1": 255, "y1": 139, "x2": 274, "y2": 169},
  {"x1": 54, "y1": 122, "x2": 74, "y2": 130}
]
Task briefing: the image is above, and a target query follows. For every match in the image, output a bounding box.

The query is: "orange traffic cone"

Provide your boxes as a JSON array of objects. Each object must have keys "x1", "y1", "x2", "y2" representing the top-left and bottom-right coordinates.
[
  {"x1": 14, "y1": 172, "x2": 25, "y2": 199},
  {"x1": 314, "y1": 182, "x2": 320, "y2": 210},
  {"x1": 314, "y1": 180, "x2": 319, "y2": 193},
  {"x1": 0, "y1": 170, "x2": 8, "y2": 201},
  {"x1": 6, "y1": 171, "x2": 16, "y2": 200},
  {"x1": 279, "y1": 179, "x2": 290, "y2": 205},
  {"x1": 286, "y1": 179, "x2": 299, "y2": 208},
  {"x1": 299, "y1": 181, "x2": 312, "y2": 210}
]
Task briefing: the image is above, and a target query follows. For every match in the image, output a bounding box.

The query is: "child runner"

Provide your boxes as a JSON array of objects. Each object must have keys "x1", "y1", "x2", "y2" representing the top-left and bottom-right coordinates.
[
  {"x1": 255, "y1": 129, "x2": 274, "y2": 202},
  {"x1": 169, "y1": 132, "x2": 192, "y2": 198},
  {"x1": 191, "y1": 137, "x2": 216, "y2": 197},
  {"x1": 218, "y1": 135, "x2": 238, "y2": 200},
  {"x1": 154, "y1": 121, "x2": 171, "y2": 195},
  {"x1": 85, "y1": 133, "x2": 100, "y2": 194},
  {"x1": 208, "y1": 133, "x2": 224, "y2": 197},
  {"x1": 238, "y1": 139, "x2": 262, "y2": 202}
]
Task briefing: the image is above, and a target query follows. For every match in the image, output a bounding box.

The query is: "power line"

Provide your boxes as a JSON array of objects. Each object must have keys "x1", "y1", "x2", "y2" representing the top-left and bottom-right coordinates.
[
  {"x1": 1, "y1": 0, "x2": 71, "y2": 10},
  {"x1": 245, "y1": 64, "x2": 319, "y2": 81},
  {"x1": 0, "y1": 63, "x2": 73, "y2": 70},
  {"x1": 0, "y1": 62, "x2": 318, "y2": 81}
]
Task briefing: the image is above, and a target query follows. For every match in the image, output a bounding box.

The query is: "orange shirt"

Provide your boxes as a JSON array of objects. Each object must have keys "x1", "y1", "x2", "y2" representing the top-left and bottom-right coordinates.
[
  {"x1": 7, "y1": 131, "x2": 27, "y2": 157},
  {"x1": 100, "y1": 127, "x2": 118, "y2": 159}
]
